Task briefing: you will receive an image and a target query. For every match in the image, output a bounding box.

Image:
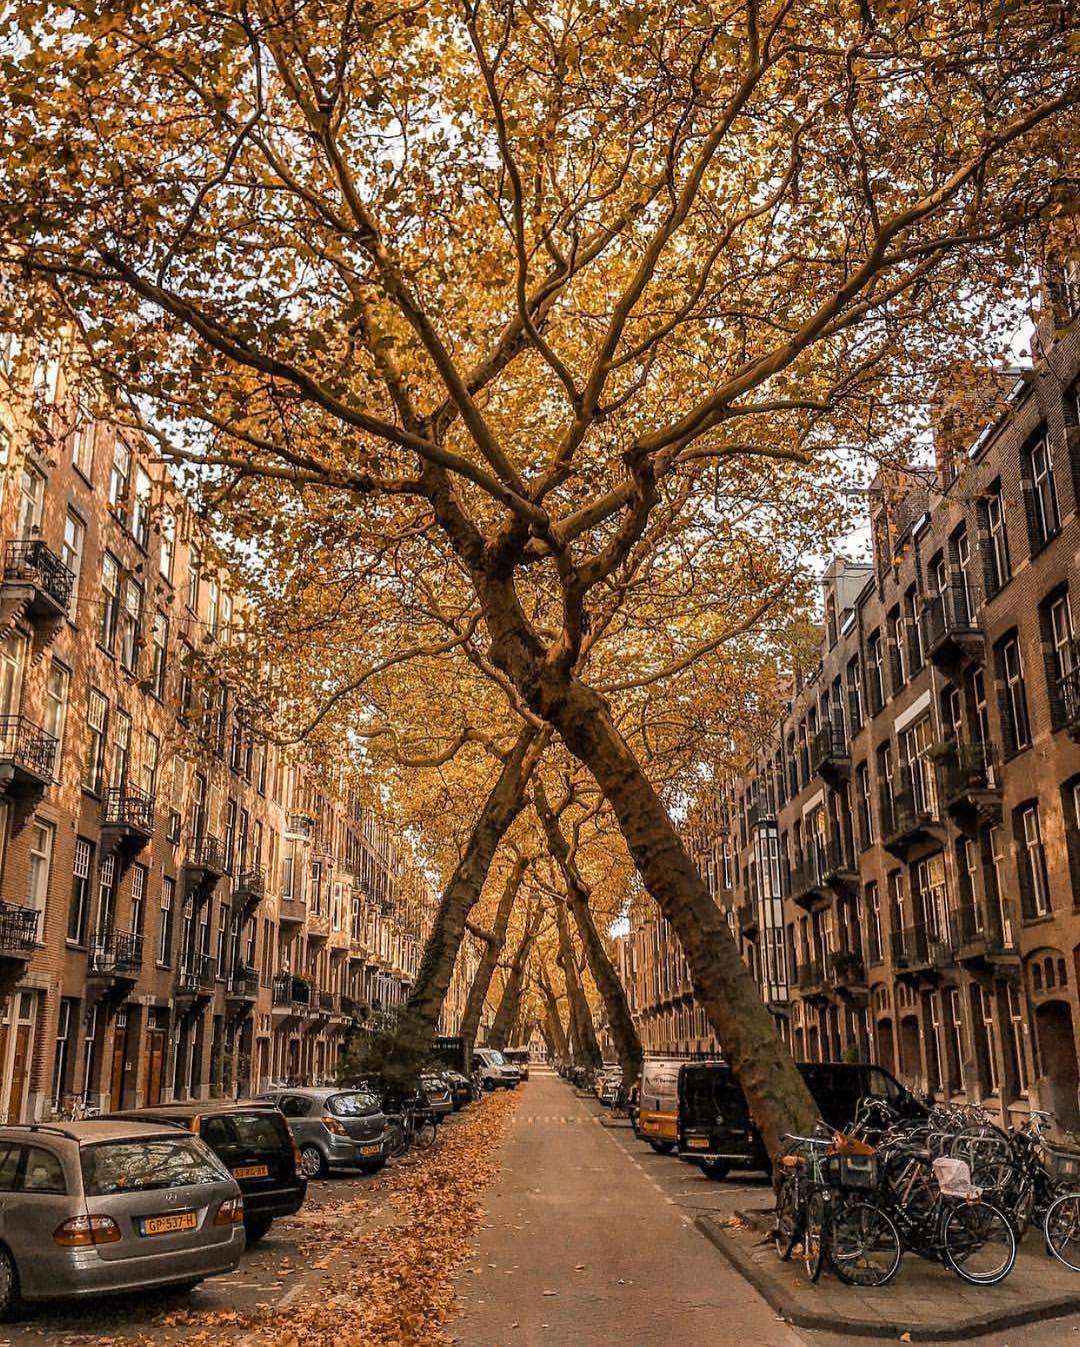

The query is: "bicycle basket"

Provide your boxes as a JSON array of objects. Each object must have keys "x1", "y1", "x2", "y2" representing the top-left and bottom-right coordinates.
[
  {"x1": 1043, "y1": 1143, "x2": 1080, "y2": 1183},
  {"x1": 824, "y1": 1151, "x2": 879, "y2": 1191}
]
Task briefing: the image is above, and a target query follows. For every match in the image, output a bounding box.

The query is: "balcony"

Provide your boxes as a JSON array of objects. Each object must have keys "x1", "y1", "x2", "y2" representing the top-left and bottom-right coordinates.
[
  {"x1": 272, "y1": 973, "x2": 312, "y2": 1012},
  {"x1": 101, "y1": 785, "x2": 155, "y2": 846},
  {"x1": 232, "y1": 867, "x2": 266, "y2": 914},
  {"x1": 881, "y1": 764, "x2": 942, "y2": 858},
  {"x1": 0, "y1": 901, "x2": 40, "y2": 960},
  {"x1": 920, "y1": 583, "x2": 983, "y2": 671},
  {"x1": 278, "y1": 892, "x2": 306, "y2": 926},
  {"x1": 185, "y1": 833, "x2": 226, "y2": 883},
  {"x1": 746, "y1": 796, "x2": 777, "y2": 829},
  {"x1": 797, "y1": 961, "x2": 829, "y2": 998},
  {"x1": 0, "y1": 715, "x2": 57, "y2": 793},
  {"x1": 285, "y1": 813, "x2": 314, "y2": 841},
  {"x1": 935, "y1": 741, "x2": 1002, "y2": 828},
  {"x1": 811, "y1": 723, "x2": 850, "y2": 783},
  {"x1": 736, "y1": 902, "x2": 758, "y2": 936},
  {"x1": 2, "y1": 539, "x2": 74, "y2": 620},
  {"x1": 306, "y1": 908, "x2": 330, "y2": 942},
  {"x1": 175, "y1": 953, "x2": 216, "y2": 997},
  {"x1": 88, "y1": 928, "x2": 143, "y2": 983},
  {"x1": 1059, "y1": 660, "x2": 1080, "y2": 743},
  {"x1": 949, "y1": 902, "x2": 1019, "y2": 967},
  {"x1": 225, "y1": 964, "x2": 260, "y2": 1006},
  {"x1": 890, "y1": 921, "x2": 955, "y2": 976},
  {"x1": 829, "y1": 948, "x2": 868, "y2": 999},
  {"x1": 791, "y1": 849, "x2": 830, "y2": 911}
]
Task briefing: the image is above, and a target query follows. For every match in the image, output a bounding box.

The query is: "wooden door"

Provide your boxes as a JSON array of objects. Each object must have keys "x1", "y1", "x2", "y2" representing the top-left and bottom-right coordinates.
[
  {"x1": 144, "y1": 1030, "x2": 164, "y2": 1106},
  {"x1": 109, "y1": 1025, "x2": 127, "y2": 1111},
  {"x1": 7, "y1": 1024, "x2": 30, "y2": 1123}
]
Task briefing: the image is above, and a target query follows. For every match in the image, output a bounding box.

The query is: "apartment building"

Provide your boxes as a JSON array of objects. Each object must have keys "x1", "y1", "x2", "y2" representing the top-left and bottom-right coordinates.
[
  {"x1": 627, "y1": 282, "x2": 1080, "y2": 1127},
  {"x1": 0, "y1": 329, "x2": 460, "y2": 1121}
]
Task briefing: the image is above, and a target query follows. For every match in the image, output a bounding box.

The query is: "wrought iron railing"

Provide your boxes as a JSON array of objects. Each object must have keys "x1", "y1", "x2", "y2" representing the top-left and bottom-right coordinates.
[
  {"x1": 176, "y1": 952, "x2": 215, "y2": 994},
  {"x1": 936, "y1": 740, "x2": 999, "y2": 803},
  {"x1": 285, "y1": 813, "x2": 314, "y2": 839},
  {"x1": 3, "y1": 539, "x2": 75, "y2": 610},
  {"x1": 187, "y1": 833, "x2": 226, "y2": 874},
  {"x1": 0, "y1": 901, "x2": 40, "y2": 956},
  {"x1": 921, "y1": 583, "x2": 981, "y2": 652},
  {"x1": 811, "y1": 723, "x2": 849, "y2": 776},
  {"x1": 235, "y1": 867, "x2": 266, "y2": 899},
  {"x1": 89, "y1": 927, "x2": 143, "y2": 976},
  {"x1": 829, "y1": 948, "x2": 866, "y2": 986},
  {"x1": 272, "y1": 973, "x2": 312, "y2": 1008},
  {"x1": 102, "y1": 784, "x2": 155, "y2": 835},
  {"x1": 797, "y1": 961, "x2": 828, "y2": 992},
  {"x1": 890, "y1": 921, "x2": 955, "y2": 970},
  {"x1": 0, "y1": 715, "x2": 58, "y2": 780},
  {"x1": 227, "y1": 965, "x2": 260, "y2": 999}
]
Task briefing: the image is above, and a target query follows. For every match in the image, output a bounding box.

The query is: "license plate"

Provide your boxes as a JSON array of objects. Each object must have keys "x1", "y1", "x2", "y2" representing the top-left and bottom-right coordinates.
[
  {"x1": 688, "y1": 1137, "x2": 710, "y2": 1149},
  {"x1": 360, "y1": 1144, "x2": 381, "y2": 1156},
  {"x1": 141, "y1": 1211, "x2": 198, "y2": 1236},
  {"x1": 232, "y1": 1164, "x2": 269, "y2": 1180}
]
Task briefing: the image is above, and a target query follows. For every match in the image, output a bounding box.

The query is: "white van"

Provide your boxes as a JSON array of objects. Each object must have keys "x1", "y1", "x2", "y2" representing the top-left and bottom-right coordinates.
[{"x1": 473, "y1": 1048, "x2": 521, "y2": 1091}]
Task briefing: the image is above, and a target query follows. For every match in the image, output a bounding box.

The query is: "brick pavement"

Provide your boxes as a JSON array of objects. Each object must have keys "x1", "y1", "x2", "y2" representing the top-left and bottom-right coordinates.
[{"x1": 449, "y1": 1069, "x2": 808, "y2": 1347}]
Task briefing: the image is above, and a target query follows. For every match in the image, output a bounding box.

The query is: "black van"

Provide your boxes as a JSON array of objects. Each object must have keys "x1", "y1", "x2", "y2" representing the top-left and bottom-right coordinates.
[
  {"x1": 108, "y1": 1100, "x2": 307, "y2": 1239},
  {"x1": 676, "y1": 1060, "x2": 924, "y2": 1179}
]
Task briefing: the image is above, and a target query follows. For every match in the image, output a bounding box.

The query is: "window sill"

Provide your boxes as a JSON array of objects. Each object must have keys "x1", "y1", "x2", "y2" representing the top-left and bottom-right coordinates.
[{"x1": 1021, "y1": 910, "x2": 1056, "y2": 928}]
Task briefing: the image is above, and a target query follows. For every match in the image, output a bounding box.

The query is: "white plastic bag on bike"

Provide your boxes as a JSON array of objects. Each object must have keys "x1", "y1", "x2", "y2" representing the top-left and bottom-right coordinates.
[{"x1": 933, "y1": 1156, "x2": 981, "y2": 1199}]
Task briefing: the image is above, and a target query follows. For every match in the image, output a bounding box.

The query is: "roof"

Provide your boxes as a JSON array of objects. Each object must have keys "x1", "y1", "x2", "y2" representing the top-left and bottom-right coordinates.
[
  {"x1": 105, "y1": 1100, "x2": 278, "y2": 1121},
  {"x1": 0, "y1": 1119, "x2": 193, "y2": 1145}
]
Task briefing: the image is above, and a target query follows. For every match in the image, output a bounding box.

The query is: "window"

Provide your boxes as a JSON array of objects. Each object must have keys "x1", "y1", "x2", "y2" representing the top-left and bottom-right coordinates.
[
  {"x1": 178, "y1": 642, "x2": 193, "y2": 723},
  {"x1": 68, "y1": 838, "x2": 92, "y2": 945},
  {"x1": 983, "y1": 481, "x2": 1010, "y2": 592},
  {"x1": 110, "y1": 709, "x2": 131, "y2": 788},
  {"x1": 997, "y1": 633, "x2": 1031, "y2": 754},
  {"x1": 905, "y1": 588, "x2": 923, "y2": 673},
  {"x1": 1017, "y1": 802, "x2": 1052, "y2": 918},
  {"x1": 140, "y1": 731, "x2": 159, "y2": 798},
  {"x1": 26, "y1": 820, "x2": 53, "y2": 916},
  {"x1": 71, "y1": 389, "x2": 96, "y2": 478},
  {"x1": 108, "y1": 439, "x2": 131, "y2": 518},
  {"x1": 51, "y1": 999, "x2": 77, "y2": 1110},
  {"x1": 974, "y1": 984, "x2": 1001, "y2": 1096},
  {"x1": 151, "y1": 612, "x2": 168, "y2": 700},
  {"x1": 1007, "y1": 984, "x2": 1029, "y2": 1094},
  {"x1": 948, "y1": 987, "x2": 966, "y2": 1091},
  {"x1": 856, "y1": 762, "x2": 874, "y2": 847},
  {"x1": 889, "y1": 609, "x2": 906, "y2": 690},
  {"x1": 99, "y1": 553, "x2": 119, "y2": 652},
  {"x1": 83, "y1": 689, "x2": 108, "y2": 794},
  {"x1": 847, "y1": 657, "x2": 863, "y2": 732},
  {"x1": 207, "y1": 577, "x2": 220, "y2": 638},
  {"x1": 867, "y1": 631, "x2": 885, "y2": 713},
  {"x1": 16, "y1": 467, "x2": 43, "y2": 539},
  {"x1": 1045, "y1": 589, "x2": 1077, "y2": 728},
  {"x1": 866, "y1": 883, "x2": 882, "y2": 963},
  {"x1": 1064, "y1": 777, "x2": 1080, "y2": 898},
  {"x1": 130, "y1": 864, "x2": 147, "y2": 936},
  {"x1": 221, "y1": 592, "x2": 233, "y2": 644},
  {"x1": 61, "y1": 511, "x2": 84, "y2": 608},
  {"x1": 216, "y1": 900, "x2": 228, "y2": 973},
  {"x1": 40, "y1": 661, "x2": 68, "y2": 768},
  {"x1": 187, "y1": 544, "x2": 201, "y2": 613},
  {"x1": 132, "y1": 468, "x2": 152, "y2": 549},
  {"x1": 119, "y1": 578, "x2": 142, "y2": 672},
  {"x1": 1025, "y1": 436, "x2": 1060, "y2": 548},
  {"x1": 158, "y1": 876, "x2": 175, "y2": 965},
  {"x1": 31, "y1": 340, "x2": 60, "y2": 404},
  {"x1": 224, "y1": 798, "x2": 237, "y2": 872},
  {"x1": 159, "y1": 508, "x2": 176, "y2": 583}
]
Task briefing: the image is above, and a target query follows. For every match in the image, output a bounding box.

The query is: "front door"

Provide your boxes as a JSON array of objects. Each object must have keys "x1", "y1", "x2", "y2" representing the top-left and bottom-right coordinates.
[
  {"x1": 144, "y1": 1029, "x2": 165, "y2": 1106},
  {"x1": 109, "y1": 1020, "x2": 127, "y2": 1111}
]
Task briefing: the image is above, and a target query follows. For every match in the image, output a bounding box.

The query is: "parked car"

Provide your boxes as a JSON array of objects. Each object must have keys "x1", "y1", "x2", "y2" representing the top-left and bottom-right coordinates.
[
  {"x1": 420, "y1": 1073, "x2": 454, "y2": 1120},
  {"x1": 638, "y1": 1056, "x2": 683, "y2": 1152},
  {"x1": 0, "y1": 1119, "x2": 244, "y2": 1320},
  {"x1": 472, "y1": 1048, "x2": 521, "y2": 1091},
  {"x1": 107, "y1": 1101, "x2": 306, "y2": 1241},
  {"x1": 599, "y1": 1075, "x2": 622, "y2": 1108},
  {"x1": 443, "y1": 1071, "x2": 474, "y2": 1110},
  {"x1": 502, "y1": 1048, "x2": 530, "y2": 1081},
  {"x1": 257, "y1": 1087, "x2": 388, "y2": 1178},
  {"x1": 676, "y1": 1060, "x2": 926, "y2": 1178}
]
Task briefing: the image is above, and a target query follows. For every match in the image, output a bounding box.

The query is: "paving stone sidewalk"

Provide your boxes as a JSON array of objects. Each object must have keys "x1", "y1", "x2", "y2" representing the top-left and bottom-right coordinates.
[{"x1": 699, "y1": 1210, "x2": 1080, "y2": 1341}]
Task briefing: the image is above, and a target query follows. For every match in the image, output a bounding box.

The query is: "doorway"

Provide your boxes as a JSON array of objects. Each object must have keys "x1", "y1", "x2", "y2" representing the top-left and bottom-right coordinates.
[{"x1": 1035, "y1": 999, "x2": 1080, "y2": 1129}]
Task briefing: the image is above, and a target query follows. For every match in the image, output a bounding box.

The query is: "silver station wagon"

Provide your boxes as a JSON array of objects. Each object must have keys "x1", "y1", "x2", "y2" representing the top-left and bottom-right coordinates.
[{"x1": 0, "y1": 1120, "x2": 245, "y2": 1319}]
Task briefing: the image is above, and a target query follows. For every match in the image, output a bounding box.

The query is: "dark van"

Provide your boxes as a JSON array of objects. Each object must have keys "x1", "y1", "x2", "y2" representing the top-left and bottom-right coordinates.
[
  {"x1": 108, "y1": 1100, "x2": 306, "y2": 1240},
  {"x1": 677, "y1": 1060, "x2": 924, "y2": 1179}
]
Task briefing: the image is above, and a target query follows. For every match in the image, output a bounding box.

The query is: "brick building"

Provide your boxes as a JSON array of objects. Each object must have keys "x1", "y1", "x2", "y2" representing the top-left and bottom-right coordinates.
[
  {"x1": 627, "y1": 284, "x2": 1080, "y2": 1128},
  {"x1": 0, "y1": 328, "x2": 465, "y2": 1120}
]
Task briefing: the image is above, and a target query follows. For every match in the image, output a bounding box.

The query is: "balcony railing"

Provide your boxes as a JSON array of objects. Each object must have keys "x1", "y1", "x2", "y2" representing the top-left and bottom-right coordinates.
[
  {"x1": 272, "y1": 973, "x2": 312, "y2": 1009},
  {"x1": 1058, "y1": 656, "x2": 1080, "y2": 740},
  {"x1": 811, "y1": 723, "x2": 850, "y2": 780},
  {"x1": 0, "y1": 901, "x2": 40, "y2": 958},
  {"x1": 234, "y1": 867, "x2": 266, "y2": 902},
  {"x1": 176, "y1": 953, "x2": 215, "y2": 995},
  {"x1": 89, "y1": 927, "x2": 143, "y2": 978},
  {"x1": 3, "y1": 539, "x2": 75, "y2": 613},
  {"x1": 285, "y1": 813, "x2": 314, "y2": 840},
  {"x1": 920, "y1": 583, "x2": 983, "y2": 665},
  {"x1": 187, "y1": 833, "x2": 226, "y2": 877},
  {"x1": 0, "y1": 715, "x2": 58, "y2": 786},
  {"x1": 747, "y1": 796, "x2": 777, "y2": 829},
  {"x1": 890, "y1": 921, "x2": 955, "y2": 972},
  {"x1": 935, "y1": 740, "x2": 1001, "y2": 818},
  {"x1": 791, "y1": 846, "x2": 829, "y2": 907},
  {"x1": 829, "y1": 948, "x2": 867, "y2": 989},
  {"x1": 226, "y1": 965, "x2": 260, "y2": 1000},
  {"x1": 949, "y1": 901, "x2": 1019, "y2": 960},
  {"x1": 797, "y1": 961, "x2": 829, "y2": 994},
  {"x1": 102, "y1": 785, "x2": 155, "y2": 838},
  {"x1": 319, "y1": 990, "x2": 335, "y2": 1013},
  {"x1": 881, "y1": 763, "x2": 941, "y2": 854},
  {"x1": 736, "y1": 902, "x2": 758, "y2": 935}
]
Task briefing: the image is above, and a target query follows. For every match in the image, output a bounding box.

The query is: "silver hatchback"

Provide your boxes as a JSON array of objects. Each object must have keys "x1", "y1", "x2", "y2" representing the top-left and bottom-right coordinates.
[
  {"x1": 0, "y1": 1120, "x2": 245, "y2": 1319},
  {"x1": 259, "y1": 1087, "x2": 387, "y2": 1178}
]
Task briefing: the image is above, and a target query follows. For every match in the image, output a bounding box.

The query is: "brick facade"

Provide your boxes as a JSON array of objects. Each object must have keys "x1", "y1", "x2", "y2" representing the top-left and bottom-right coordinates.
[{"x1": 0, "y1": 330, "x2": 471, "y2": 1120}]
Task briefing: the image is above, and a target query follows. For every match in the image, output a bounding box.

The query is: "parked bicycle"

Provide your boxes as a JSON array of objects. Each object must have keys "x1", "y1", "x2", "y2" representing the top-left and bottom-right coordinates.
[{"x1": 385, "y1": 1094, "x2": 438, "y2": 1158}]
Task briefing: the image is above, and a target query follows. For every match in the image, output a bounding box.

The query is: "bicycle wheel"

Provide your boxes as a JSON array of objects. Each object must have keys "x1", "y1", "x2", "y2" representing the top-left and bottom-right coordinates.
[
  {"x1": 803, "y1": 1192, "x2": 827, "y2": 1282},
  {"x1": 774, "y1": 1175, "x2": 801, "y2": 1261},
  {"x1": 411, "y1": 1117, "x2": 438, "y2": 1151},
  {"x1": 827, "y1": 1199, "x2": 903, "y2": 1287},
  {"x1": 942, "y1": 1201, "x2": 1017, "y2": 1285},
  {"x1": 385, "y1": 1118, "x2": 405, "y2": 1159},
  {"x1": 1045, "y1": 1193, "x2": 1080, "y2": 1272}
]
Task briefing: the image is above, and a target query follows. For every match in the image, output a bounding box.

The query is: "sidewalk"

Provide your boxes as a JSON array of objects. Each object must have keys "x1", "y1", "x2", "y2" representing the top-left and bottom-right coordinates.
[{"x1": 698, "y1": 1209, "x2": 1080, "y2": 1342}]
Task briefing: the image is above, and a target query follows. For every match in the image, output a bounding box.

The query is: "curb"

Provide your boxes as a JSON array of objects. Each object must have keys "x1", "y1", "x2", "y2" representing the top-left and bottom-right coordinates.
[{"x1": 695, "y1": 1215, "x2": 1080, "y2": 1341}]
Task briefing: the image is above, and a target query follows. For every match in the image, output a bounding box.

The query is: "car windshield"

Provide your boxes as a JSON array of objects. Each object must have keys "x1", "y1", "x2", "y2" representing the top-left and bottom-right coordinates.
[
  {"x1": 327, "y1": 1091, "x2": 379, "y2": 1117},
  {"x1": 202, "y1": 1111, "x2": 291, "y2": 1152},
  {"x1": 485, "y1": 1051, "x2": 506, "y2": 1066},
  {"x1": 82, "y1": 1137, "x2": 229, "y2": 1195}
]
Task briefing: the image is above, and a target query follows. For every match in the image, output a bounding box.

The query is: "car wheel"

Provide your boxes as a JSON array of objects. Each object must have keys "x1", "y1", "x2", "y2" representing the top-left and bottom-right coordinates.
[
  {"x1": 300, "y1": 1144, "x2": 327, "y2": 1179},
  {"x1": 482, "y1": 1078, "x2": 496, "y2": 1092},
  {"x1": 649, "y1": 1140, "x2": 675, "y2": 1154},
  {"x1": 361, "y1": 1160, "x2": 386, "y2": 1174},
  {"x1": 700, "y1": 1160, "x2": 731, "y2": 1181},
  {"x1": 0, "y1": 1247, "x2": 21, "y2": 1323},
  {"x1": 168, "y1": 1279, "x2": 204, "y2": 1296},
  {"x1": 244, "y1": 1216, "x2": 274, "y2": 1243}
]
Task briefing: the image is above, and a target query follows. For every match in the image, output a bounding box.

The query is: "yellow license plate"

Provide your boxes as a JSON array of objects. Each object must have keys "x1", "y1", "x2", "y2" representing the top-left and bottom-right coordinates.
[
  {"x1": 688, "y1": 1137, "x2": 710, "y2": 1149},
  {"x1": 361, "y1": 1144, "x2": 381, "y2": 1156},
  {"x1": 232, "y1": 1164, "x2": 269, "y2": 1180},
  {"x1": 142, "y1": 1211, "x2": 197, "y2": 1236}
]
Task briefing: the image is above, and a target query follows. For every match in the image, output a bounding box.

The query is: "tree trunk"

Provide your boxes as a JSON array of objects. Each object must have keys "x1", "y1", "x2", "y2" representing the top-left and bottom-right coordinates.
[
  {"x1": 537, "y1": 673, "x2": 816, "y2": 1160},
  {"x1": 538, "y1": 973, "x2": 569, "y2": 1061},
  {"x1": 386, "y1": 725, "x2": 546, "y2": 1079},
  {"x1": 459, "y1": 854, "x2": 529, "y2": 1054},
  {"x1": 534, "y1": 782, "x2": 643, "y2": 1087},
  {"x1": 553, "y1": 897, "x2": 602, "y2": 1070},
  {"x1": 488, "y1": 902, "x2": 542, "y2": 1050}
]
